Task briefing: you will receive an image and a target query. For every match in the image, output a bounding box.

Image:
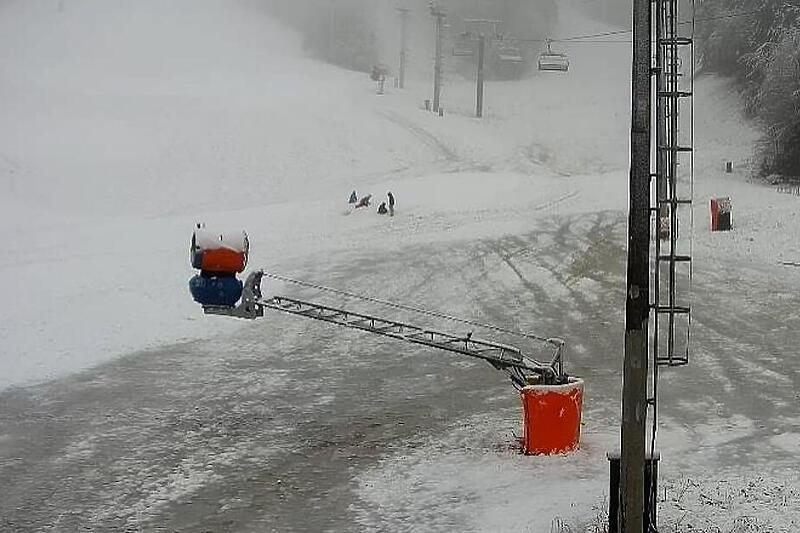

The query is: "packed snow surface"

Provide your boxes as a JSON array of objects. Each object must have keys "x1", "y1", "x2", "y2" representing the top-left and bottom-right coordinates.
[{"x1": 1, "y1": 0, "x2": 799, "y2": 531}]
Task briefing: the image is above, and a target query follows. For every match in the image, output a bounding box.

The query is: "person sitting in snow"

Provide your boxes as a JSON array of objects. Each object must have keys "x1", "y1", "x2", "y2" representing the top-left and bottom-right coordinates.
[
  {"x1": 349, "y1": 190, "x2": 358, "y2": 204},
  {"x1": 377, "y1": 202, "x2": 388, "y2": 215},
  {"x1": 355, "y1": 194, "x2": 372, "y2": 208}
]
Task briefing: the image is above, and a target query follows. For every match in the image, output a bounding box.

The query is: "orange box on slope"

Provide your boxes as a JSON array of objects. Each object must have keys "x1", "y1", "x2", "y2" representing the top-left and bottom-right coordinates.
[{"x1": 520, "y1": 377, "x2": 584, "y2": 455}]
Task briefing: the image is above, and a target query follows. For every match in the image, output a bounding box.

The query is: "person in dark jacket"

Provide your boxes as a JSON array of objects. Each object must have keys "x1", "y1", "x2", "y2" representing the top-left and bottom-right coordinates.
[
  {"x1": 355, "y1": 194, "x2": 372, "y2": 208},
  {"x1": 387, "y1": 191, "x2": 395, "y2": 216},
  {"x1": 349, "y1": 190, "x2": 358, "y2": 204},
  {"x1": 377, "y1": 202, "x2": 388, "y2": 215}
]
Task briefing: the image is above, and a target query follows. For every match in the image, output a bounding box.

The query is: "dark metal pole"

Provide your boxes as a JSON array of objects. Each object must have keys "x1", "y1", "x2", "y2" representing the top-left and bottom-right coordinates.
[
  {"x1": 328, "y1": 0, "x2": 336, "y2": 63},
  {"x1": 397, "y1": 7, "x2": 409, "y2": 89},
  {"x1": 432, "y1": 9, "x2": 444, "y2": 113},
  {"x1": 476, "y1": 34, "x2": 485, "y2": 118},
  {"x1": 620, "y1": 0, "x2": 652, "y2": 532}
]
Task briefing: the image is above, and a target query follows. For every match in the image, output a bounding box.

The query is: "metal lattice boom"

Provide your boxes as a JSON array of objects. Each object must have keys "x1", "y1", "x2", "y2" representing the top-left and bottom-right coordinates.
[{"x1": 204, "y1": 271, "x2": 565, "y2": 387}]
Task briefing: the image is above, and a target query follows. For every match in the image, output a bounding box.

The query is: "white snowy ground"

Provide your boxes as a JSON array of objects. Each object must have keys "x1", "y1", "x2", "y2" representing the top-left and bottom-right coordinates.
[
  {"x1": 1, "y1": 0, "x2": 799, "y2": 530},
  {"x1": 0, "y1": 0, "x2": 632, "y2": 389}
]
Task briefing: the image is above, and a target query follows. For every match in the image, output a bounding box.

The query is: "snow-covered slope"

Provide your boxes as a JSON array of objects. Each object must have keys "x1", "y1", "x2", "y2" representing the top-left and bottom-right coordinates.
[
  {"x1": 2, "y1": 0, "x2": 800, "y2": 530},
  {"x1": 0, "y1": 0, "x2": 440, "y2": 387},
  {"x1": 1, "y1": 0, "x2": 792, "y2": 398},
  {"x1": 0, "y1": 1, "x2": 451, "y2": 218},
  {"x1": 0, "y1": 0, "x2": 630, "y2": 388}
]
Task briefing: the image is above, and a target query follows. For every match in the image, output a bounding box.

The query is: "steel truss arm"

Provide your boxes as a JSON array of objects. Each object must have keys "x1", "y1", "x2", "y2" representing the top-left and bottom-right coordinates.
[{"x1": 204, "y1": 271, "x2": 565, "y2": 385}]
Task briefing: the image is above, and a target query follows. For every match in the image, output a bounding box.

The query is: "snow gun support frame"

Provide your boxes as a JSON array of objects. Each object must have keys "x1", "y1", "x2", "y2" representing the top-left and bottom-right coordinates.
[{"x1": 204, "y1": 271, "x2": 567, "y2": 388}]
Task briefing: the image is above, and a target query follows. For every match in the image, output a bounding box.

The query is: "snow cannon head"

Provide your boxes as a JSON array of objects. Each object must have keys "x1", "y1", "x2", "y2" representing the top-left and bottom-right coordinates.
[
  {"x1": 189, "y1": 273, "x2": 243, "y2": 308},
  {"x1": 190, "y1": 229, "x2": 249, "y2": 274}
]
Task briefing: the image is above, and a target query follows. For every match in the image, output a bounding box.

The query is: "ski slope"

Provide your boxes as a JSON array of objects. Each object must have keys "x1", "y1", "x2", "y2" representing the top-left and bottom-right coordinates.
[
  {"x1": 1, "y1": 0, "x2": 793, "y2": 389},
  {"x1": 0, "y1": 0, "x2": 631, "y2": 389},
  {"x1": 1, "y1": 0, "x2": 799, "y2": 531},
  {"x1": 0, "y1": 0, "x2": 441, "y2": 388}
]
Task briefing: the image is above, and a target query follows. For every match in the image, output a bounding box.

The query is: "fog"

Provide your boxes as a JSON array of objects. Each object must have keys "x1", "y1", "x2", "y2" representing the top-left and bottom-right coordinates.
[
  {"x1": 258, "y1": 0, "x2": 562, "y2": 75},
  {"x1": 580, "y1": 0, "x2": 694, "y2": 27},
  {"x1": 582, "y1": 0, "x2": 632, "y2": 26}
]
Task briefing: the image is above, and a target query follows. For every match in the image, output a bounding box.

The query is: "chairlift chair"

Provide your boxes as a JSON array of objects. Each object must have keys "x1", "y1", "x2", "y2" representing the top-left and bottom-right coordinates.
[
  {"x1": 538, "y1": 39, "x2": 569, "y2": 72},
  {"x1": 497, "y1": 43, "x2": 524, "y2": 64},
  {"x1": 453, "y1": 32, "x2": 476, "y2": 56}
]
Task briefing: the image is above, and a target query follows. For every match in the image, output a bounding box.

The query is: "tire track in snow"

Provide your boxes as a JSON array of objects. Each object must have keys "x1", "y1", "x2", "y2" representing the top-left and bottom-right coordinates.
[
  {"x1": 532, "y1": 189, "x2": 580, "y2": 212},
  {"x1": 379, "y1": 110, "x2": 460, "y2": 164}
]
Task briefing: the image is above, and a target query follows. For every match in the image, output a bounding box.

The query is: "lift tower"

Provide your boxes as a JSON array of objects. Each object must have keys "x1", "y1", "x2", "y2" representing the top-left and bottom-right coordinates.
[
  {"x1": 620, "y1": 0, "x2": 653, "y2": 528},
  {"x1": 397, "y1": 7, "x2": 409, "y2": 89},
  {"x1": 619, "y1": 0, "x2": 694, "y2": 530},
  {"x1": 429, "y1": 3, "x2": 446, "y2": 113}
]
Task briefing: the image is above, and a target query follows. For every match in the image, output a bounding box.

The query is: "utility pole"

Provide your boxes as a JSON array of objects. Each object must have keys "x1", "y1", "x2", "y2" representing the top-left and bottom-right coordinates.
[
  {"x1": 328, "y1": 0, "x2": 336, "y2": 63},
  {"x1": 476, "y1": 33, "x2": 485, "y2": 118},
  {"x1": 620, "y1": 0, "x2": 652, "y2": 532},
  {"x1": 430, "y1": 3, "x2": 445, "y2": 113},
  {"x1": 397, "y1": 7, "x2": 409, "y2": 89}
]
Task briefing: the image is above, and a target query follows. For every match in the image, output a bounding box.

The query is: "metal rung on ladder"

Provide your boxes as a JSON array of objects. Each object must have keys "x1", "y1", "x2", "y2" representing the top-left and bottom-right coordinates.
[
  {"x1": 659, "y1": 37, "x2": 692, "y2": 46},
  {"x1": 656, "y1": 354, "x2": 689, "y2": 367},
  {"x1": 658, "y1": 199, "x2": 692, "y2": 206},
  {"x1": 654, "y1": 305, "x2": 690, "y2": 314},
  {"x1": 658, "y1": 146, "x2": 693, "y2": 152}
]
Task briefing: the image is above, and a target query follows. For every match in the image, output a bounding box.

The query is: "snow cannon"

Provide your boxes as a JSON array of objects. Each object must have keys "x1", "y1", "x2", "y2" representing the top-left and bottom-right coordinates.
[
  {"x1": 190, "y1": 229, "x2": 249, "y2": 273},
  {"x1": 189, "y1": 228, "x2": 249, "y2": 308}
]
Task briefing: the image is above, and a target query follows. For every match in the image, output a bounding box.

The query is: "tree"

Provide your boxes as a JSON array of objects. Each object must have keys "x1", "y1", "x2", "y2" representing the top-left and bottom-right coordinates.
[{"x1": 699, "y1": 0, "x2": 800, "y2": 176}]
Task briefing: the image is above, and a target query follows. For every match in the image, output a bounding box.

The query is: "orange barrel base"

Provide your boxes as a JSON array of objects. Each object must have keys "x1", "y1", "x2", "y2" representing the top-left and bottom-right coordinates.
[{"x1": 520, "y1": 377, "x2": 584, "y2": 455}]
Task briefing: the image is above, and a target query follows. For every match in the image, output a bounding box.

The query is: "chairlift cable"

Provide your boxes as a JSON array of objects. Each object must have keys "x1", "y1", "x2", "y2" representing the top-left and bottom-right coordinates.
[{"x1": 515, "y1": 8, "x2": 760, "y2": 44}]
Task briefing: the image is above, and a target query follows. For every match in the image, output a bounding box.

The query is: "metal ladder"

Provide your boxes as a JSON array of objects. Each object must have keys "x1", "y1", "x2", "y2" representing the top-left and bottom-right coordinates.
[
  {"x1": 653, "y1": 0, "x2": 694, "y2": 368},
  {"x1": 644, "y1": 2, "x2": 696, "y2": 524}
]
